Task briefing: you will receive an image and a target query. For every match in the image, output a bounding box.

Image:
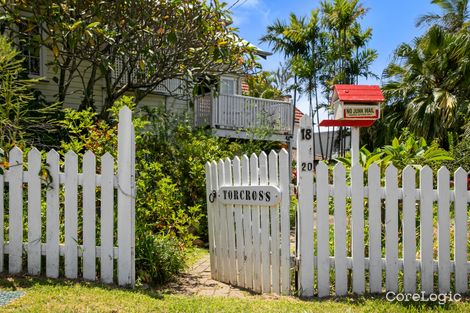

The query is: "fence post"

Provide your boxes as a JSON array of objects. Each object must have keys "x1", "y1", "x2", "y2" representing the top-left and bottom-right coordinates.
[
  {"x1": 117, "y1": 106, "x2": 136, "y2": 287},
  {"x1": 296, "y1": 115, "x2": 314, "y2": 297}
]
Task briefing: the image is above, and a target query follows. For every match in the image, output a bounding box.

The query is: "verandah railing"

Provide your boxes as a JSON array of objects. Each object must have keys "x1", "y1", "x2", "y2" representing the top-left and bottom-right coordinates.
[{"x1": 195, "y1": 93, "x2": 293, "y2": 135}]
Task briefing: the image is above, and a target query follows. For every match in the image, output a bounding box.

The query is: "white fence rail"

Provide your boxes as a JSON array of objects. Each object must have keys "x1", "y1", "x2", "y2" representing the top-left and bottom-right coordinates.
[
  {"x1": 205, "y1": 150, "x2": 291, "y2": 295},
  {"x1": 0, "y1": 106, "x2": 135, "y2": 286},
  {"x1": 195, "y1": 93, "x2": 293, "y2": 135},
  {"x1": 297, "y1": 115, "x2": 470, "y2": 297}
]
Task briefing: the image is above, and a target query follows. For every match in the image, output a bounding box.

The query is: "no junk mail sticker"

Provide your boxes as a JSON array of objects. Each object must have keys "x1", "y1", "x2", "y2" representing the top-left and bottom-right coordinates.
[{"x1": 217, "y1": 185, "x2": 281, "y2": 206}]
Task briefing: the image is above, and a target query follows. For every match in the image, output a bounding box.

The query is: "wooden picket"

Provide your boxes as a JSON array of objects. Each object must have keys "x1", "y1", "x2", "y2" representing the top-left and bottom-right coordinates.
[
  {"x1": 101, "y1": 153, "x2": 115, "y2": 284},
  {"x1": 0, "y1": 106, "x2": 135, "y2": 286},
  {"x1": 64, "y1": 150, "x2": 79, "y2": 279},
  {"x1": 206, "y1": 149, "x2": 291, "y2": 294},
  {"x1": 454, "y1": 168, "x2": 468, "y2": 293},
  {"x1": 232, "y1": 157, "x2": 244, "y2": 286},
  {"x1": 9, "y1": 147, "x2": 23, "y2": 275},
  {"x1": 250, "y1": 153, "x2": 262, "y2": 293},
  {"x1": 385, "y1": 165, "x2": 399, "y2": 292},
  {"x1": 367, "y1": 163, "x2": 382, "y2": 294},
  {"x1": 268, "y1": 151, "x2": 280, "y2": 294},
  {"x1": 316, "y1": 162, "x2": 329, "y2": 297},
  {"x1": 402, "y1": 165, "x2": 416, "y2": 293},
  {"x1": 241, "y1": 155, "x2": 252, "y2": 289},
  {"x1": 437, "y1": 167, "x2": 450, "y2": 293},
  {"x1": 278, "y1": 149, "x2": 291, "y2": 295},
  {"x1": 27, "y1": 148, "x2": 41, "y2": 276},
  {"x1": 259, "y1": 152, "x2": 270, "y2": 293},
  {"x1": 333, "y1": 163, "x2": 347, "y2": 296},
  {"x1": 46, "y1": 149, "x2": 60, "y2": 278},
  {"x1": 224, "y1": 158, "x2": 237, "y2": 285}
]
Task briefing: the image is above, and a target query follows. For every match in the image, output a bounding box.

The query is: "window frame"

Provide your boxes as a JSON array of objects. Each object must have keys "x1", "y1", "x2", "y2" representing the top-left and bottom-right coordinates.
[
  {"x1": 11, "y1": 16, "x2": 46, "y2": 78},
  {"x1": 220, "y1": 76, "x2": 237, "y2": 95}
]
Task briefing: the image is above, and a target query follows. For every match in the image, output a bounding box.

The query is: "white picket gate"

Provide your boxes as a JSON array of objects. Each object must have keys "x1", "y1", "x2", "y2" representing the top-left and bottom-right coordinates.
[
  {"x1": 0, "y1": 106, "x2": 135, "y2": 286},
  {"x1": 205, "y1": 150, "x2": 291, "y2": 294},
  {"x1": 296, "y1": 115, "x2": 470, "y2": 297}
]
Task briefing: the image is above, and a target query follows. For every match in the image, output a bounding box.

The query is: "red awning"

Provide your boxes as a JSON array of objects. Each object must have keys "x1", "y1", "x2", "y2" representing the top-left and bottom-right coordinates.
[{"x1": 319, "y1": 119, "x2": 376, "y2": 127}]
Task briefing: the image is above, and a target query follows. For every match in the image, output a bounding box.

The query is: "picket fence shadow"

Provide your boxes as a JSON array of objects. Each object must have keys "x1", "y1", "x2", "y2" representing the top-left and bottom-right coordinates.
[{"x1": 0, "y1": 106, "x2": 135, "y2": 286}]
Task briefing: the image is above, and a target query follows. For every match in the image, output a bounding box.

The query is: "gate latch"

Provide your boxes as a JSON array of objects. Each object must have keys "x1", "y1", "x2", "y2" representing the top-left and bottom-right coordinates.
[{"x1": 208, "y1": 190, "x2": 216, "y2": 203}]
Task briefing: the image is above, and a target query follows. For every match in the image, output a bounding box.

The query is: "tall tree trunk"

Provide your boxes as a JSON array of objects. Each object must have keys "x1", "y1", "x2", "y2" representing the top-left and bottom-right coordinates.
[
  {"x1": 291, "y1": 75, "x2": 298, "y2": 140},
  {"x1": 58, "y1": 56, "x2": 72, "y2": 103},
  {"x1": 79, "y1": 65, "x2": 98, "y2": 111},
  {"x1": 308, "y1": 81, "x2": 317, "y2": 165},
  {"x1": 329, "y1": 126, "x2": 335, "y2": 160}
]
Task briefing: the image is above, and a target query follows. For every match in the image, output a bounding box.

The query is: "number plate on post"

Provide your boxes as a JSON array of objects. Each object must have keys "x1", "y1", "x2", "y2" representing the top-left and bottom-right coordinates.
[{"x1": 217, "y1": 185, "x2": 281, "y2": 206}]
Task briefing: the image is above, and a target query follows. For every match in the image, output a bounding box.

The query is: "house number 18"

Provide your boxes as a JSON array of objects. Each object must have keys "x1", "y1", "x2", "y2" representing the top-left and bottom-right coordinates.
[{"x1": 300, "y1": 128, "x2": 312, "y2": 140}]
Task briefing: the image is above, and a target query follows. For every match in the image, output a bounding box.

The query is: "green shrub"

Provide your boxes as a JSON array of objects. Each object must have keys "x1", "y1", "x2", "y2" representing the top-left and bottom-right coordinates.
[
  {"x1": 135, "y1": 232, "x2": 187, "y2": 285},
  {"x1": 137, "y1": 106, "x2": 280, "y2": 241},
  {"x1": 336, "y1": 129, "x2": 452, "y2": 175},
  {"x1": 58, "y1": 97, "x2": 281, "y2": 284},
  {"x1": 448, "y1": 120, "x2": 470, "y2": 171}
]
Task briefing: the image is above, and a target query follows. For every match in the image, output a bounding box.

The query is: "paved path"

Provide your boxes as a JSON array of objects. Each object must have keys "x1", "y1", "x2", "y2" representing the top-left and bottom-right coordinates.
[{"x1": 167, "y1": 254, "x2": 256, "y2": 298}]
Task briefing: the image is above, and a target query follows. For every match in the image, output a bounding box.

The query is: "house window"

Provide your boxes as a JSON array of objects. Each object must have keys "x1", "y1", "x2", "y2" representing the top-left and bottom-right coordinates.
[
  {"x1": 17, "y1": 22, "x2": 41, "y2": 76},
  {"x1": 220, "y1": 77, "x2": 236, "y2": 95}
]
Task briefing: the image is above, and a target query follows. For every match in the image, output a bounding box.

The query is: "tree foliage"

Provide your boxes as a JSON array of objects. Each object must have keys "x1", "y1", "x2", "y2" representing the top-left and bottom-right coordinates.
[
  {"x1": 0, "y1": 35, "x2": 60, "y2": 150},
  {"x1": 374, "y1": 0, "x2": 470, "y2": 149},
  {"x1": 243, "y1": 67, "x2": 292, "y2": 100},
  {"x1": 417, "y1": 0, "x2": 469, "y2": 32},
  {"x1": 261, "y1": 0, "x2": 377, "y2": 159},
  {"x1": 1, "y1": 0, "x2": 256, "y2": 115}
]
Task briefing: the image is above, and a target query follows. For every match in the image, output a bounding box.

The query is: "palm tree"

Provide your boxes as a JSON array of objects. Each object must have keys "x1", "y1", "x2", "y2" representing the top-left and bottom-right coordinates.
[
  {"x1": 261, "y1": 12, "x2": 325, "y2": 158},
  {"x1": 417, "y1": 0, "x2": 469, "y2": 32},
  {"x1": 320, "y1": 0, "x2": 377, "y2": 159},
  {"x1": 271, "y1": 62, "x2": 294, "y2": 96},
  {"x1": 382, "y1": 25, "x2": 470, "y2": 147},
  {"x1": 262, "y1": 1, "x2": 377, "y2": 160}
]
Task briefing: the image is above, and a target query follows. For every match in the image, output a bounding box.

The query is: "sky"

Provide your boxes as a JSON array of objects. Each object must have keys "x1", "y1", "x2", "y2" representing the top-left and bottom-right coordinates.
[{"x1": 225, "y1": 0, "x2": 440, "y2": 124}]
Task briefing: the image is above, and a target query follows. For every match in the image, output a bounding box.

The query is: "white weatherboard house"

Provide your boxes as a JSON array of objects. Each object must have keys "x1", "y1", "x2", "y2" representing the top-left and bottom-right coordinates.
[{"x1": 15, "y1": 23, "x2": 294, "y2": 142}]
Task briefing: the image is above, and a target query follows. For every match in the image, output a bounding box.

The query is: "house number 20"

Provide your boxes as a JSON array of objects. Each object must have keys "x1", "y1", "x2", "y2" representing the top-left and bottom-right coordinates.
[{"x1": 301, "y1": 162, "x2": 313, "y2": 171}]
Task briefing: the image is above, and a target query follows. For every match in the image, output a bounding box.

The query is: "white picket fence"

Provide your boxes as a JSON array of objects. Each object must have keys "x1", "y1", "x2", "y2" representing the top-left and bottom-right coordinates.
[
  {"x1": 0, "y1": 106, "x2": 135, "y2": 286},
  {"x1": 205, "y1": 150, "x2": 291, "y2": 294},
  {"x1": 297, "y1": 115, "x2": 470, "y2": 297},
  {"x1": 206, "y1": 114, "x2": 469, "y2": 298}
]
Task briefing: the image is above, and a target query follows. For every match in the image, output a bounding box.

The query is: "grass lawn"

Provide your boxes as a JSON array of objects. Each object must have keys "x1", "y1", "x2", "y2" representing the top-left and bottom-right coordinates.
[{"x1": 0, "y1": 275, "x2": 468, "y2": 313}]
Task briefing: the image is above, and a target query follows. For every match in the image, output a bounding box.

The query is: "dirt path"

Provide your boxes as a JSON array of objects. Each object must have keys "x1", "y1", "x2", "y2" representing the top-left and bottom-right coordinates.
[{"x1": 166, "y1": 254, "x2": 256, "y2": 298}]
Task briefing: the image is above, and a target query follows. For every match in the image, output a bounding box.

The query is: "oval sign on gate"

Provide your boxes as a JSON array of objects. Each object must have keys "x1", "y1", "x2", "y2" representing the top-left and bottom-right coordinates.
[{"x1": 217, "y1": 185, "x2": 281, "y2": 206}]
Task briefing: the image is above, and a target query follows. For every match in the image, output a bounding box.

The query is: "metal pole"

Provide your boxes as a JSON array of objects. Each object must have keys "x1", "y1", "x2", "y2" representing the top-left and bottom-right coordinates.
[{"x1": 351, "y1": 126, "x2": 360, "y2": 166}]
